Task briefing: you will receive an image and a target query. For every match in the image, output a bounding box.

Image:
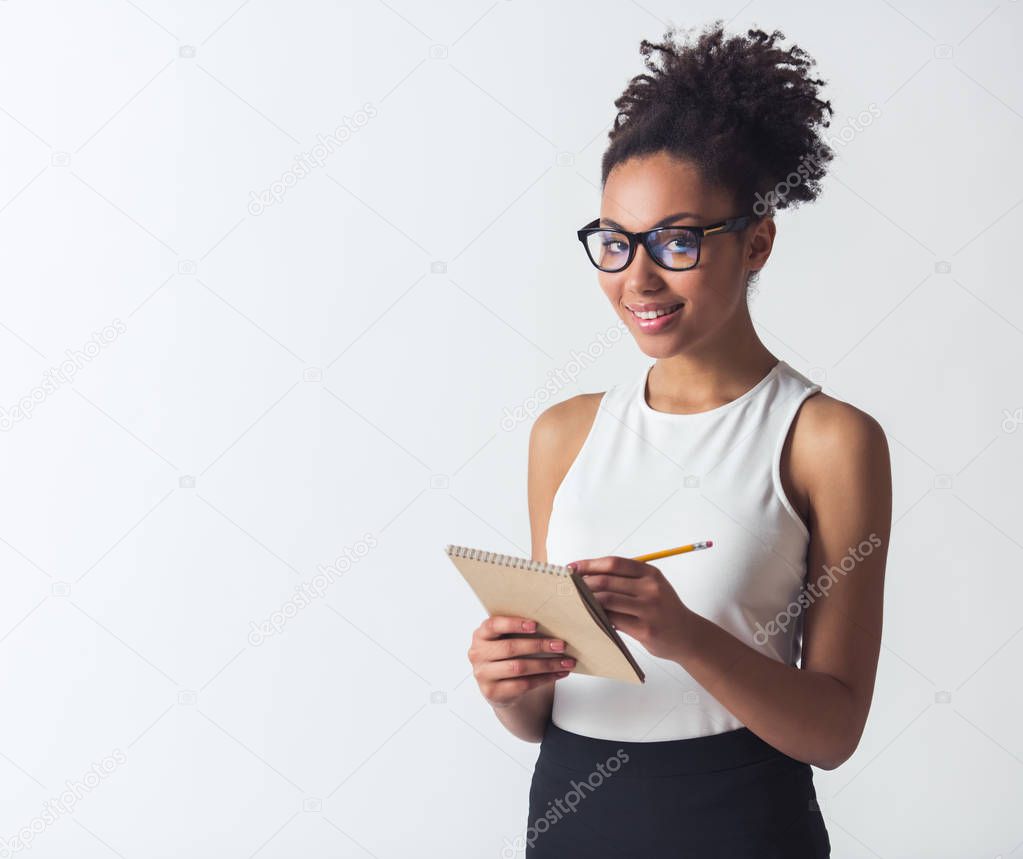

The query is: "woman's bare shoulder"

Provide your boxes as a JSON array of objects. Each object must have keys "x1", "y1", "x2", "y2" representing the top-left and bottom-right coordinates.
[
  {"x1": 789, "y1": 391, "x2": 891, "y2": 497},
  {"x1": 530, "y1": 391, "x2": 605, "y2": 447},
  {"x1": 527, "y1": 393, "x2": 605, "y2": 560},
  {"x1": 793, "y1": 391, "x2": 887, "y2": 454},
  {"x1": 530, "y1": 392, "x2": 605, "y2": 489}
]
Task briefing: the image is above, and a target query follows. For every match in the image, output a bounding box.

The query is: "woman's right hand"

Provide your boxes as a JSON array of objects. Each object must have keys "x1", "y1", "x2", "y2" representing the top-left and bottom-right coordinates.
[{"x1": 468, "y1": 615, "x2": 576, "y2": 708}]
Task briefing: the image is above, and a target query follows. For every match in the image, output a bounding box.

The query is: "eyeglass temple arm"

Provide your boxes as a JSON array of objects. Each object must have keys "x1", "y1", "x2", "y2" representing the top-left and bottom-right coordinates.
[{"x1": 703, "y1": 216, "x2": 751, "y2": 235}]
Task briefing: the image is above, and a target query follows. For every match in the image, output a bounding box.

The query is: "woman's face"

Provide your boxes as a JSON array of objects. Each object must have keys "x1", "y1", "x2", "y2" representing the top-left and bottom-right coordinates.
[{"x1": 596, "y1": 152, "x2": 772, "y2": 358}]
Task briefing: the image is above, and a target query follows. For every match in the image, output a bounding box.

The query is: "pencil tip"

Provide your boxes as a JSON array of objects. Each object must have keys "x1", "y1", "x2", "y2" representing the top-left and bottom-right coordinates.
[{"x1": 706, "y1": 540, "x2": 713, "y2": 548}]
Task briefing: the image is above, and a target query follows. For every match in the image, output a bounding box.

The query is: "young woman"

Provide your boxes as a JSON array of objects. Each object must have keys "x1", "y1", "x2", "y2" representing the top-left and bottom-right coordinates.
[{"x1": 466, "y1": 22, "x2": 891, "y2": 858}]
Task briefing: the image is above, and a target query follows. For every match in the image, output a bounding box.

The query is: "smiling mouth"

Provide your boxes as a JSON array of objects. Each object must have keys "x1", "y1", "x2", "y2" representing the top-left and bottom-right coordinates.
[{"x1": 626, "y1": 303, "x2": 684, "y2": 320}]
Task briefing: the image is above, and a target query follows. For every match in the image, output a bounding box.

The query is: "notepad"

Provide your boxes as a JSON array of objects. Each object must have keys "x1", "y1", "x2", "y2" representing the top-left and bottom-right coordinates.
[{"x1": 445, "y1": 544, "x2": 645, "y2": 684}]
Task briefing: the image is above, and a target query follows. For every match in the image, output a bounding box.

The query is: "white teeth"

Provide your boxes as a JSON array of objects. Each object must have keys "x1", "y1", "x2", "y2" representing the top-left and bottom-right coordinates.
[{"x1": 630, "y1": 304, "x2": 681, "y2": 320}]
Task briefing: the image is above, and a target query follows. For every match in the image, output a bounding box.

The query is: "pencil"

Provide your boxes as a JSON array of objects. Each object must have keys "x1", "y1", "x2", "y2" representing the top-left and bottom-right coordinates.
[{"x1": 631, "y1": 540, "x2": 713, "y2": 563}]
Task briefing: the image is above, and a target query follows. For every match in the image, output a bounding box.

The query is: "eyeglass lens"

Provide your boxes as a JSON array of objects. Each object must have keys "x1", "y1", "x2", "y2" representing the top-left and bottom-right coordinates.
[{"x1": 584, "y1": 228, "x2": 699, "y2": 271}]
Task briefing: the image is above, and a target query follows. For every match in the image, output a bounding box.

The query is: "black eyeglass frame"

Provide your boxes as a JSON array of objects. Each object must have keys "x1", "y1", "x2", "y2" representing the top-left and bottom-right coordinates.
[{"x1": 576, "y1": 214, "x2": 754, "y2": 272}]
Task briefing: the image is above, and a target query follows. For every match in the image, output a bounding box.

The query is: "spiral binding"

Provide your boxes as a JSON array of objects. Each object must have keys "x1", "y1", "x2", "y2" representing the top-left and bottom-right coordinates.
[{"x1": 445, "y1": 544, "x2": 569, "y2": 577}]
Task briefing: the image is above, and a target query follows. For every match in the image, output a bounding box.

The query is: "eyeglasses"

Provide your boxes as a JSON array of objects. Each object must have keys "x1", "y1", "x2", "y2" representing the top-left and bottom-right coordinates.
[{"x1": 576, "y1": 214, "x2": 753, "y2": 272}]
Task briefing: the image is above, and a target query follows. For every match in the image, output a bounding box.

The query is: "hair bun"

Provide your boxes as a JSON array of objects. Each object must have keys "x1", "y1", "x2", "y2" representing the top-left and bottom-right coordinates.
[{"x1": 603, "y1": 20, "x2": 836, "y2": 217}]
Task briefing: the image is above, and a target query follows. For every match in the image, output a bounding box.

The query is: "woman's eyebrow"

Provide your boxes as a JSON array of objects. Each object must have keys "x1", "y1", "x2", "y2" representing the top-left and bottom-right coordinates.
[{"x1": 600, "y1": 211, "x2": 701, "y2": 230}]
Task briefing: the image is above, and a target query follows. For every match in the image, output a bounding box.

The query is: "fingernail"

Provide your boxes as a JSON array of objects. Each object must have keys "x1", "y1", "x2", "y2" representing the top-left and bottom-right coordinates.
[
  {"x1": 561, "y1": 658, "x2": 575, "y2": 667},
  {"x1": 550, "y1": 640, "x2": 565, "y2": 651}
]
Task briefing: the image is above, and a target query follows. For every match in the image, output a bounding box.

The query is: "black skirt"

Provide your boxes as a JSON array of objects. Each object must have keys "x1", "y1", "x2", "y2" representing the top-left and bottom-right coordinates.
[{"x1": 524, "y1": 719, "x2": 831, "y2": 858}]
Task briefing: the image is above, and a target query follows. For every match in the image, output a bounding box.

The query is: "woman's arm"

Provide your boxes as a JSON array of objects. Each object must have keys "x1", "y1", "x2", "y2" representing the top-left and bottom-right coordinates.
[
  {"x1": 669, "y1": 398, "x2": 892, "y2": 769},
  {"x1": 488, "y1": 395, "x2": 603, "y2": 743}
]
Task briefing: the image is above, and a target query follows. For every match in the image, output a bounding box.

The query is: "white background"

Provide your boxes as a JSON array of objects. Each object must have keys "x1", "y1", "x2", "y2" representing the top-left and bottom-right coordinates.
[{"x1": 1, "y1": 1, "x2": 1021, "y2": 857}]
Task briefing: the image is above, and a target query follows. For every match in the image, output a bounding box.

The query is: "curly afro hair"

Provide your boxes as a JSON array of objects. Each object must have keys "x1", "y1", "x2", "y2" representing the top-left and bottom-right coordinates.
[{"x1": 601, "y1": 21, "x2": 835, "y2": 222}]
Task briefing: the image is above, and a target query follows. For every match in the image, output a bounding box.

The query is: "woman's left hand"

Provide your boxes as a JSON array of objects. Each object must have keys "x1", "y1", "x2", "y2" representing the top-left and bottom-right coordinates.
[{"x1": 569, "y1": 556, "x2": 697, "y2": 662}]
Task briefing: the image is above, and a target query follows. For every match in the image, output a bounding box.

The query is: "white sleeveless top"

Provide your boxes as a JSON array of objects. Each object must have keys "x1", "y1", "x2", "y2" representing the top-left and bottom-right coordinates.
[{"x1": 547, "y1": 359, "x2": 821, "y2": 742}]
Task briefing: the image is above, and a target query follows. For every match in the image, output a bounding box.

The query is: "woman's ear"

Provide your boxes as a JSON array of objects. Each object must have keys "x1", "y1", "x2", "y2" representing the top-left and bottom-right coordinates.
[{"x1": 746, "y1": 215, "x2": 776, "y2": 272}]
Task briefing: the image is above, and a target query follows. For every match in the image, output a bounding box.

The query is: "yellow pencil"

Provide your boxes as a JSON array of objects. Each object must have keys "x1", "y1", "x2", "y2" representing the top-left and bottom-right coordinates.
[{"x1": 632, "y1": 540, "x2": 713, "y2": 563}]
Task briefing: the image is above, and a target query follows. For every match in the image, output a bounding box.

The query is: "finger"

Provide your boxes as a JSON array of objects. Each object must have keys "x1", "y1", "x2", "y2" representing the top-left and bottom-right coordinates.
[
  {"x1": 476, "y1": 615, "x2": 539, "y2": 640},
  {"x1": 476, "y1": 656, "x2": 577, "y2": 682},
  {"x1": 604, "y1": 610, "x2": 643, "y2": 637},
  {"x1": 476, "y1": 636, "x2": 567, "y2": 662},
  {"x1": 580, "y1": 573, "x2": 644, "y2": 596},
  {"x1": 568, "y1": 556, "x2": 647, "y2": 577},
  {"x1": 592, "y1": 592, "x2": 643, "y2": 617}
]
